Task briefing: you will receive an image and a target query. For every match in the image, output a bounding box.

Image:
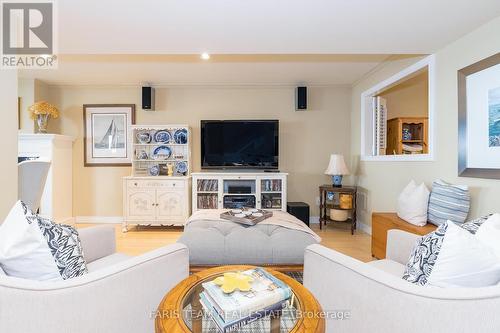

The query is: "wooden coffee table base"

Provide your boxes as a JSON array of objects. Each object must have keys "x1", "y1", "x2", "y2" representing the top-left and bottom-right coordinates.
[{"x1": 155, "y1": 265, "x2": 325, "y2": 333}]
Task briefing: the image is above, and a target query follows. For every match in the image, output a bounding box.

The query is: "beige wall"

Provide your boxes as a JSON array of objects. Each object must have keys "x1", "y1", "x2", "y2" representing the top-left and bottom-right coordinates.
[
  {"x1": 350, "y1": 16, "x2": 500, "y2": 228},
  {"x1": 18, "y1": 78, "x2": 35, "y2": 133},
  {"x1": 48, "y1": 85, "x2": 352, "y2": 217},
  {"x1": 0, "y1": 71, "x2": 18, "y2": 220},
  {"x1": 380, "y1": 71, "x2": 428, "y2": 120}
]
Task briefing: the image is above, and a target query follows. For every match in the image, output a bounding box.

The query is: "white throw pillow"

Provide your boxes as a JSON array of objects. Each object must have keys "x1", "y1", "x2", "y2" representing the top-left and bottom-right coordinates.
[
  {"x1": 0, "y1": 201, "x2": 61, "y2": 281},
  {"x1": 427, "y1": 220, "x2": 500, "y2": 288},
  {"x1": 475, "y1": 213, "x2": 500, "y2": 257},
  {"x1": 0, "y1": 201, "x2": 88, "y2": 281},
  {"x1": 397, "y1": 180, "x2": 430, "y2": 226}
]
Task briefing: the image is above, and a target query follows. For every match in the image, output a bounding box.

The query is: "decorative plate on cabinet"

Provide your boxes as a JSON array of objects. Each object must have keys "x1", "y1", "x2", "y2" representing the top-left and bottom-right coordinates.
[
  {"x1": 136, "y1": 150, "x2": 148, "y2": 160},
  {"x1": 136, "y1": 131, "x2": 152, "y2": 144},
  {"x1": 148, "y1": 164, "x2": 160, "y2": 176},
  {"x1": 174, "y1": 128, "x2": 188, "y2": 144},
  {"x1": 175, "y1": 161, "x2": 188, "y2": 174},
  {"x1": 154, "y1": 130, "x2": 171, "y2": 143},
  {"x1": 152, "y1": 145, "x2": 172, "y2": 160}
]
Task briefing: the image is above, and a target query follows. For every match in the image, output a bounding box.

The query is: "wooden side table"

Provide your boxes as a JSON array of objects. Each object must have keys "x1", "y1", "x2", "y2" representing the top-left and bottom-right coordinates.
[
  {"x1": 371, "y1": 213, "x2": 436, "y2": 259},
  {"x1": 319, "y1": 185, "x2": 357, "y2": 234}
]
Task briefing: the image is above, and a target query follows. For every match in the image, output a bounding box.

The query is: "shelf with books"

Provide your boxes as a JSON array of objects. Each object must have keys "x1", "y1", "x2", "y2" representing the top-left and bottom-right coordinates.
[
  {"x1": 192, "y1": 173, "x2": 288, "y2": 212},
  {"x1": 197, "y1": 193, "x2": 219, "y2": 210},
  {"x1": 197, "y1": 179, "x2": 219, "y2": 192},
  {"x1": 261, "y1": 179, "x2": 282, "y2": 192},
  {"x1": 261, "y1": 193, "x2": 283, "y2": 210}
]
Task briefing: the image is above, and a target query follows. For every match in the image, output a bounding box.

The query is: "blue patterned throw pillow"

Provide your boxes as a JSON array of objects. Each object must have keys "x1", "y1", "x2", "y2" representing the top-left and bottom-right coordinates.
[
  {"x1": 402, "y1": 215, "x2": 490, "y2": 285},
  {"x1": 28, "y1": 215, "x2": 88, "y2": 279},
  {"x1": 427, "y1": 179, "x2": 470, "y2": 226}
]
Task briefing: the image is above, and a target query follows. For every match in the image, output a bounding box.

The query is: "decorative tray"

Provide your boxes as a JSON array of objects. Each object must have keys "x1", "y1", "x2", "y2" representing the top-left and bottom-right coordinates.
[{"x1": 220, "y1": 208, "x2": 273, "y2": 226}]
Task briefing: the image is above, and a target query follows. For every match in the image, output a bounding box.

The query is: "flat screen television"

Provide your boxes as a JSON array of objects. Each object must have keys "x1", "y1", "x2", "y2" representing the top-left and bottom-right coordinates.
[{"x1": 201, "y1": 120, "x2": 279, "y2": 169}]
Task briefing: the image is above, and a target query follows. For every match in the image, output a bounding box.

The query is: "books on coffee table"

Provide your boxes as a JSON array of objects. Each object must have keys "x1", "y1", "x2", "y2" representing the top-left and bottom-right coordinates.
[
  {"x1": 199, "y1": 292, "x2": 288, "y2": 333},
  {"x1": 200, "y1": 267, "x2": 292, "y2": 332}
]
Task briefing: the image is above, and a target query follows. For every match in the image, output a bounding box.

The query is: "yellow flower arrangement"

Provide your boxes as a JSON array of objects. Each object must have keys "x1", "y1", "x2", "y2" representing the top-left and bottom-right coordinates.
[{"x1": 28, "y1": 101, "x2": 59, "y2": 119}]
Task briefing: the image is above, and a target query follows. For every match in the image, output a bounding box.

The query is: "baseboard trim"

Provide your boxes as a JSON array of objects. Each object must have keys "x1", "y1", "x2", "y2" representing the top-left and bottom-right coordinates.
[
  {"x1": 358, "y1": 221, "x2": 372, "y2": 235},
  {"x1": 74, "y1": 215, "x2": 373, "y2": 234},
  {"x1": 38, "y1": 215, "x2": 75, "y2": 225},
  {"x1": 75, "y1": 216, "x2": 123, "y2": 224},
  {"x1": 309, "y1": 216, "x2": 320, "y2": 224},
  {"x1": 59, "y1": 217, "x2": 76, "y2": 225}
]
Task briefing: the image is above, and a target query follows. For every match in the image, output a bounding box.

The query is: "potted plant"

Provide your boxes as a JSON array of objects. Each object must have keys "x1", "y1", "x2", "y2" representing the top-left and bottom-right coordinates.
[{"x1": 28, "y1": 101, "x2": 59, "y2": 133}]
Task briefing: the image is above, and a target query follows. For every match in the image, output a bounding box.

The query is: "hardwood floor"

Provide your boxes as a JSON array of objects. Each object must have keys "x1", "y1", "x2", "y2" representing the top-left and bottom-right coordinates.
[{"x1": 77, "y1": 221, "x2": 372, "y2": 263}]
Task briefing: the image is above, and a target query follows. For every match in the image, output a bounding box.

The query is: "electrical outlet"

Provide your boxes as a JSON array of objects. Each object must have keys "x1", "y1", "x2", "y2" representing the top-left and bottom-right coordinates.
[{"x1": 315, "y1": 196, "x2": 320, "y2": 206}]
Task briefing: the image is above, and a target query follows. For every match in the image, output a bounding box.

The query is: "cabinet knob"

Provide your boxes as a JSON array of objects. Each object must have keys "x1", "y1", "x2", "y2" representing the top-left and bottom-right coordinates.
[
  {"x1": 173, "y1": 183, "x2": 176, "y2": 187},
  {"x1": 134, "y1": 182, "x2": 138, "y2": 186}
]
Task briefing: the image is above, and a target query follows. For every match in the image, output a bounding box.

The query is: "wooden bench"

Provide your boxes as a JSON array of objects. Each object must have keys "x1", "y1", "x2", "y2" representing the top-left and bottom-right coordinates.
[{"x1": 371, "y1": 213, "x2": 437, "y2": 259}]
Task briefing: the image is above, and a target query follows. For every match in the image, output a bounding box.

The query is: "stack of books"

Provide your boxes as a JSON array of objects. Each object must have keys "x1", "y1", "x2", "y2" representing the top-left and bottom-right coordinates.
[{"x1": 199, "y1": 268, "x2": 292, "y2": 333}]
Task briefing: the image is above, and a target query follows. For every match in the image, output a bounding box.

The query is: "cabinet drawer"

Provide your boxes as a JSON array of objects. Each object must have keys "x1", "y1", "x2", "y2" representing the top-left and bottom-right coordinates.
[{"x1": 127, "y1": 179, "x2": 185, "y2": 189}]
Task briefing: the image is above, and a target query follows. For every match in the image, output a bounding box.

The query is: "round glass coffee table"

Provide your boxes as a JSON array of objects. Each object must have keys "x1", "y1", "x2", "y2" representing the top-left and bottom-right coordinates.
[{"x1": 155, "y1": 265, "x2": 325, "y2": 333}]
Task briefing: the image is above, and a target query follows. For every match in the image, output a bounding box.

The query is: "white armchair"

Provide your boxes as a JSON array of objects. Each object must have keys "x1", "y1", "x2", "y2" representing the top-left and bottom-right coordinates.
[
  {"x1": 18, "y1": 160, "x2": 51, "y2": 212},
  {"x1": 304, "y1": 229, "x2": 500, "y2": 333},
  {"x1": 0, "y1": 225, "x2": 189, "y2": 333}
]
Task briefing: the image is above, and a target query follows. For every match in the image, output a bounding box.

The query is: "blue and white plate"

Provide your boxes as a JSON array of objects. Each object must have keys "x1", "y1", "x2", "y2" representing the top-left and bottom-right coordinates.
[
  {"x1": 175, "y1": 161, "x2": 188, "y2": 174},
  {"x1": 136, "y1": 132, "x2": 152, "y2": 144},
  {"x1": 152, "y1": 145, "x2": 172, "y2": 160},
  {"x1": 148, "y1": 164, "x2": 160, "y2": 176},
  {"x1": 154, "y1": 130, "x2": 171, "y2": 143},
  {"x1": 174, "y1": 128, "x2": 188, "y2": 144},
  {"x1": 136, "y1": 150, "x2": 148, "y2": 160}
]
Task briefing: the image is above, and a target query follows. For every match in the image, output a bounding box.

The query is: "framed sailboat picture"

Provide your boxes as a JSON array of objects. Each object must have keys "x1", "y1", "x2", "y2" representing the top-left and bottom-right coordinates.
[{"x1": 83, "y1": 104, "x2": 136, "y2": 166}]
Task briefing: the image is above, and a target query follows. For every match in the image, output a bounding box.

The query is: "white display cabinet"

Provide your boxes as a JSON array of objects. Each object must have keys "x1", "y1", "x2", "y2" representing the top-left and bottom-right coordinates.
[
  {"x1": 192, "y1": 172, "x2": 287, "y2": 213},
  {"x1": 122, "y1": 125, "x2": 191, "y2": 231}
]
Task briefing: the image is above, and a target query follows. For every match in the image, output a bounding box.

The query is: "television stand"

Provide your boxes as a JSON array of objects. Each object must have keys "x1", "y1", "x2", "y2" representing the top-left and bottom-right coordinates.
[{"x1": 192, "y1": 172, "x2": 287, "y2": 212}]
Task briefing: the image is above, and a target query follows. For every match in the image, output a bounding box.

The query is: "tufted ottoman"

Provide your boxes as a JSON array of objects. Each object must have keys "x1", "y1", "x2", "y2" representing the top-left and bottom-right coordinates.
[{"x1": 178, "y1": 217, "x2": 319, "y2": 268}]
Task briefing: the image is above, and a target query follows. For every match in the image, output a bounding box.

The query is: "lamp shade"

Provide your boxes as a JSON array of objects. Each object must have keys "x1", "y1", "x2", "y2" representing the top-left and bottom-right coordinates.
[{"x1": 324, "y1": 154, "x2": 350, "y2": 176}]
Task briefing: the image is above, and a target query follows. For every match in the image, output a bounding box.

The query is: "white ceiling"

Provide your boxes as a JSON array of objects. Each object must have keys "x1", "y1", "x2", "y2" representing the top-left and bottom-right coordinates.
[
  {"x1": 19, "y1": 1, "x2": 500, "y2": 85},
  {"x1": 57, "y1": 0, "x2": 500, "y2": 54}
]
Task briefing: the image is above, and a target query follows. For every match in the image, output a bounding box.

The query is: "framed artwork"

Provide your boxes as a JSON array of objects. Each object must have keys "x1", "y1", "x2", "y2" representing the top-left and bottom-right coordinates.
[
  {"x1": 83, "y1": 104, "x2": 135, "y2": 166},
  {"x1": 458, "y1": 53, "x2": 500, "y2": 179}
]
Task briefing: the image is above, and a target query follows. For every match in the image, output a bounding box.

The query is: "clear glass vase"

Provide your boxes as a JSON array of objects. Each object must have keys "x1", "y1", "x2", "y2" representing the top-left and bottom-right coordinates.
[{"x1": 36, "y1": 114, "x2": 50, "y2": 133}]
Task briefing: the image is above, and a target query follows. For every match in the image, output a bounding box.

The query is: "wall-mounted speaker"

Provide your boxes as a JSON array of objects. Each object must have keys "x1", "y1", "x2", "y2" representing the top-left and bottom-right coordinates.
[
  {"x1": 295, "y1": 86, "x2": 307, "y2": 111},
  {"x1": 142, "y1": 86, "x2": 155, "y2": 111}
]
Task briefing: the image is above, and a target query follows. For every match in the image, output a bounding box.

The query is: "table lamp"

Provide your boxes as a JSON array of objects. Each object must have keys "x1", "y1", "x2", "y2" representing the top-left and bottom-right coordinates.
[{"x1": 324, "y1": 154, "x2": 349, "y2": 187}]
